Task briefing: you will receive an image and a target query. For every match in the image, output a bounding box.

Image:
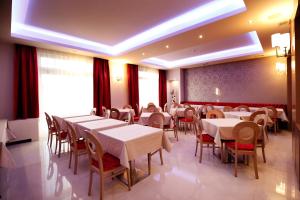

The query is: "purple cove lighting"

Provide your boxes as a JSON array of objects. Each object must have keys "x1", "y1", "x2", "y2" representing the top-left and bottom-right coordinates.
[
  {"x1": 142, "y1": 31, "x2": 263, "y2": 68},
  {"x1": 11, "y1": 0, "x2": 246, "y2": 56}
]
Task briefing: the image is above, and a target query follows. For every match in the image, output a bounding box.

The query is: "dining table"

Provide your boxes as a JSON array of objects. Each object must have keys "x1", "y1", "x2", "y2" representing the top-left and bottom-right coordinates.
[
  {"x1": 94, "y1": 124, "x2": 172, "y2": 184},
  {"x1": 118, "y1": 108, "x2": 135, "y2": 120}
]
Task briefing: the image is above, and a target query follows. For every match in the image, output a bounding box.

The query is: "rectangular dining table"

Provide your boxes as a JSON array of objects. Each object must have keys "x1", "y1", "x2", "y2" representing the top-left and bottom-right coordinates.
[
  {"x1": 223, "y1": 111, "x2": 253, "y2": 119},
  {"x1": 138, "y1": 112, "x2": 171, "y2": 125},
  {"x1": 76, "y1": 119, "x2": 128, "y2": 137},
  {"x1": 95, "y1": 124, "x2": 172, "y2": 184}
]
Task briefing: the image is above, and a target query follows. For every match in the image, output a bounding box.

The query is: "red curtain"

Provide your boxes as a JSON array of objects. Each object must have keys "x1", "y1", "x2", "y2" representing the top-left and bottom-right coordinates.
[
  {"x1": 13, "y1": 44, "x2": 39, "y2": 119},
  {"x1": 127, "y1": 64, "x2": 139, "y2": 114},
  {"x1": 159, "y1": 70, "x2": 167, "y2": 108},
  {"x1": 93, "y1": 58, "x2": 111, "y2": 116}
]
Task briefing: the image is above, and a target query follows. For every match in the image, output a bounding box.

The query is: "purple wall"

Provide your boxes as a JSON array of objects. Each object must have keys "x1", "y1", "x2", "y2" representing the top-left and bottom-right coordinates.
[{"x1": 184, "y1": 56, "x2": 287, "y2": 104}]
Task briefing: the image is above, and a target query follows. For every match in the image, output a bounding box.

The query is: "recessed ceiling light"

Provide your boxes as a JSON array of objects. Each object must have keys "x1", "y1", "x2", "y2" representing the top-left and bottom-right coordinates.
[
  {"x1": 165, "y1": 45, "x2": 169, "y2": 49},
  {"x1": 142, "y1": 52, "x2": 145, "y2": 56},
  {"x1": 248, "y1": 20, "x2": 253, "y2": 24},
  {"x1": 198, "y1": 34, "x2": 203, "y2": 39}
]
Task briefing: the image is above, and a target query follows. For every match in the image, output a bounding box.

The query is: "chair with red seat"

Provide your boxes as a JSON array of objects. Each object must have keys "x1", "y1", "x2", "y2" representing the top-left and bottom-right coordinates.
[
  {"x1": 85, "y1": 131, "x2": 130, "y2": 200},
  {"x1": 179, "y1": 107, "x2": 196, "y2": 134},
  {"x1": 225, "y1": 121, "x2": 260, "y2": 179},
  {"x1": 147, "y1": 112, "x2": 165, "y2": 174},
  {"x1": 45, "y1": 112, "x2": 56, "y2": 148},
  {"x1": 66, "y1": 122, "x2": 87, "y2": 174},
  {"x1": 193, "y1": 116, "x2": 215, "y2": 163},
  {"x1": 52, "y1": 117, "x2": 69, "y2": 157}
]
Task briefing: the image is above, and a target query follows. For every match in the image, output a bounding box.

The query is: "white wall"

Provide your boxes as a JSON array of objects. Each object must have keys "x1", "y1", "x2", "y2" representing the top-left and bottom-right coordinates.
[{"x1": 109, "y1": 60, "x2": 128, "y2": 108}]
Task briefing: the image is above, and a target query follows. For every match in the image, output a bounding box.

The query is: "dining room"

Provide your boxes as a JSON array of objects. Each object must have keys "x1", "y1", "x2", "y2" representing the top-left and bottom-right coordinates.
[{"x1": 1, "y1": 0, "x2": 300, "y2": 200}]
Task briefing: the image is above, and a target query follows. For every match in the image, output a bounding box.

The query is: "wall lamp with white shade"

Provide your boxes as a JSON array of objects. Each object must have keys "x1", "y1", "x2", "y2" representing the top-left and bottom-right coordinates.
[{"x1": 271, "y1": 33, "x2": 291, "y2": 57}]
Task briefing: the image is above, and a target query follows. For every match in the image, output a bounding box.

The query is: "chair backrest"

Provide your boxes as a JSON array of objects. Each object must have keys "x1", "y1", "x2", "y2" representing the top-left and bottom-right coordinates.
[
  {"x1": 147, "y1": 102, "x2": 155, "y2": 107},
  {"x1": 163, "y1": 103, "x2": 168, "y2": 113},
  {"x1": 90, "y1": 108, "x2": 97, "y2": 115},
  {"x1": 85, "y1": 131, "x2": 105, "y2": 172},
  {"x1": 266, "y1": 106, "x2": 278, "y2": 119},
  {"x1": 193, "y1": 115, "x2": 203, "y2": 133},
  {"x1": 183, "y1": 103, "x2": 192, "y2": 108},
  {"x1": 45, "y1": 112, "x2": 53, "y2": 129},
  {"x1": 223, "y1": 106, "x2": 233, "y2": 112},
  {"x1": 101, "y1": 106, "x2": 107, "y2": 116},
  {"x1": 184, "y1": 107, "x2": 196, "y2": 120},
  {"x1": 52, "y1": 116, "x2": 60, "y2": 132},
  {"x1": 127, "y1": 112, "x2": 134, "y2": 125},
  {"x1": 232, "y1": 121, "x2": 259, "y2": 148},
  {"x1": 249, "y1": 110, "x2": 266, "y2": 122},
  {"x1": 148, "y1": 112, "x2": 165, "y2": 129},
  {"x1": 171, "y1": 102, "x2": 182, "y2": 109},
  {"x1": 123, "y1": 105, "x2": 132, "y2": 109},
  {"x1": 201, "y1": 104, "x2": 214, "y2": 114},
  {"x1": 206, "y1": 109, "x2": 225, "y2": 119},
  {"x1": 110, "y1": 108, "x2": 120, "y2": 119},
  {"x1": 235, "y1": 105, "x2": 250, "y2": 112},
  {"x1": 66, "y1": 122, "x2": 78, "y2": 149},
  {"x1": 147, "y1": 104, "x2": 158, "y2": 113}
]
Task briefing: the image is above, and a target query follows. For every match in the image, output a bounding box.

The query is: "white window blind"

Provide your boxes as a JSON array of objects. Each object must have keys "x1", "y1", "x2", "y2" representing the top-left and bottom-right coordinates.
[
  {"x1": 38, "y1": 49, "x2": 93, "y2": 117},
  {"x1": 138, "y1": 66, "x2": 159, "y2": 107}
]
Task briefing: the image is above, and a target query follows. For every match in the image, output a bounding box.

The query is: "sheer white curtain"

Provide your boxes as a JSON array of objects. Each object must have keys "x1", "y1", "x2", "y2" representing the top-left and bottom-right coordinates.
[
  {"x1": 38, "y1": 49, "x2": 93, "y2": 117},
  {"x1": 138, "y1": 66, "x2": 159, "y2": 107}
]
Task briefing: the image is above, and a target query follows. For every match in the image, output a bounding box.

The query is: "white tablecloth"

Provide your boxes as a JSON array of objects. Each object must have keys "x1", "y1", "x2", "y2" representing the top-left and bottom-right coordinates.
[
  {"x1": 76, "y1": 119, "x2": 127, "y2": 137},
  {"x1": 95, "y1": 124, "x2": 172, "y2": 168},
  {"x1": 224, "y1": 111, "x2": 252, "y2": 119},
  {"x1": 190, "y1": 104, "x2": 288, "y2": 121},
  {"x1": 55, "y1": 115, "x2": 104, "y2": 130},
  {"x1": 0, "y1": 120, "x2": 16, "y2": 168},
  {"x1": 202, "y1": 118, "x2": 243, "y2": 146},
  {"x1": 170, "y1": 108, "x2": 186, "y2": 117},
  {"x1": 118, "y1": 109, "x2": 135, "y2": 120},
  {"x1": 138, "y1": 112, "x2": 171, "y2": 125}
]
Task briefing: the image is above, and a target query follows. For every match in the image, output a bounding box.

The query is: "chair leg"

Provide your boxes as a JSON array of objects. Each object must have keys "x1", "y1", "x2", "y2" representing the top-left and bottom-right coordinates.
[
  {"x1": 58, "y1": 140, "x2": 62, "y2": 158},
  {"x1": 55, "y1": 137, "x2": 58, "y2": 154},
  {"x1": 195, "y1": 141, "x2": 198, "y2": 156},
  {"x1": 47, "y1": 131, "x2": 50, "y2": 144},
  {"x1": 88, "y1": 171, "x2": 93, "y2": 196},
  {"x1": 253, "y1": 153, "x2": 259, "y2": 179},
  {"x1": 126, "y1": 168, "x2": 131, "y2": 190},
  {"x1": 184, "y1": 123, "x2": 187, "y2": 135},
  {"x1": 50, "y1": 133, "x2": 53, "y2": 147},
  {"x1": 74, "y1": 154, "x2": 78, "y2": 174},
  {"x1": 262, "y1": 146, "x2": 266, "y2": 163},
  {"x1": 159, "y1": 149, "x2": 163, "y2": 165},
  {"x1": 100, "y1": 176, "x2": 104, "y2": 200},
  {"x1": 199, "y1": 143, "x2": 203, "y2": 163},
  {"x1": 69, "y1": 151, "x2": 72, "y2": 168},
  {"x1": 234, "y1": 153, "x2": 238, "y2": 177},
  {"x1": 212, "y1": 144, "x2": 215, "y2": 155},
  {"x1": 147, "y1": 153, "x2": 151, "y2": 175}
]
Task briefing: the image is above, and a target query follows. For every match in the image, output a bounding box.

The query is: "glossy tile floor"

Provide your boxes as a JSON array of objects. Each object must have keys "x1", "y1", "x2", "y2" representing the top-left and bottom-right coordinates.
[{"x1": 2, "y1": 125, "x2": 300, "y2": 200}]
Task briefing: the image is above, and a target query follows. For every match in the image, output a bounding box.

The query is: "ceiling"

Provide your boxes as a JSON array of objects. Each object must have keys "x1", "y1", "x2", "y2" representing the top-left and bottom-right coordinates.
[{"x1": 11, "y1": 0, "x2": 294, "y2": 69}]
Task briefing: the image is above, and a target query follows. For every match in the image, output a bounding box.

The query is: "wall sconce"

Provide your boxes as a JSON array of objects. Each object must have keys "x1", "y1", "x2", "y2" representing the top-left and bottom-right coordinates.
[
  {"x1": 275, "y1": 62, "x2": 286, "y2": 74},
  {"x1": 271, "y1": 33, "x2": 290, "y2": 57},
  {"x1": 215, "y1": 87, "x2": 221, "y2": 96}
]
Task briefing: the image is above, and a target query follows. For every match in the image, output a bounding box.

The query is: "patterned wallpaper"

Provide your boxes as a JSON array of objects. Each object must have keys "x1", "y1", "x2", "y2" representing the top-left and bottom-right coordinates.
[{"x1": 184, "y1": 57, "x2": 287, "y2": 104}]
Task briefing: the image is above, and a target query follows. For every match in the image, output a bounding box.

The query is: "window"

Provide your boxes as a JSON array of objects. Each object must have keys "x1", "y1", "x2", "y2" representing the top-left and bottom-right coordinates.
[
  {"x1": 138, "y1": 66, "x2": 159, "y2": 107},
  {"x1": 38, "y1": 49, "x2": 93, "y2": 116}
]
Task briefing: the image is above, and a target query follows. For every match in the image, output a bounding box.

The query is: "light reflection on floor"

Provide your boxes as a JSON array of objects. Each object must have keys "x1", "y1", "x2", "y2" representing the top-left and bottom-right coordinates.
[{"x1": 2, "y1": 127, "x2": 300, "y2": 200}]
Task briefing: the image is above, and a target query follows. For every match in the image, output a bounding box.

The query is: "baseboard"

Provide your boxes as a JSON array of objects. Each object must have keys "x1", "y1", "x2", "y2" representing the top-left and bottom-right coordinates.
[{"x1": 6, "y1": 138, "x2": 32, "y2": 146}]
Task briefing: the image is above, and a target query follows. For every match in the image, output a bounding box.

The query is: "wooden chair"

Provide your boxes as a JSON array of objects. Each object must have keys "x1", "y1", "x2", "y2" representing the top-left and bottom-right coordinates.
[
  {"x1": 225, "y1": 121, "x2": 260, "y2": 179},
  {"x1": 206, "y1": 109, "x2": 225, "y2": 119},
  {"x1": 266, "y1": 106, "x2": 278, "y2": 133},
  {"x1": 193, "y1": 116, "x2": 215, "y2": 163},
  {"x1": 179, "y1": 107, "x2": 196, "y2": 134},
  {"x1": 249, "y1": 110, "x2": 267, "y2": 163},
  {"x1": 127, "y1": 111, "x2": 134, "y2": 125},
  {"x1": 164, "y1": 115, "x2": 178, "y2": 141},
  {"x1": 223, "y1": 106, "x2": 233, "y2": 112},
  {"x1": 134, "y1": 105, "x2": 143, "y2": 123},
  {"x1": 163, "y1": 103, "x2": 168, "y2": 113},
  {"x1": 147, "y1": 112, "x2": 165, "y2": 174},
  {"x1": 147, "y1": 104, "x2": 158, "y2": 113},
  {"x1": 200, "y1": 104, "x2": 214, "y2": 118},
  {"x1": 235, "y1": 105, "x2": 250, "y2": 112},
  {"x1": 123, "y1": 105, "x2": 132, "y2": 109},
  {"x1": 147, "y1": 102, "x2": 155, "y2": 107},
  {"x1": 90, "y1": 108, "x2": 97, "y2": 115},
  {"x1": 66, "y1": 122, "x2": 87, "y2": 174},
  {"x1": 52, "y1": 117, "x2": 69, "y2": 157},
  {"x1": 45, "y1": 112, "x2": 56, "y2": 148},
  {"x1": 183, "y1": 103, "x2": 192, "y2": 108},
  {"x1": 85, "y1": 131, "x2": 130, "y2": 200},
  {"x1": 101, "y1": 106, "x2": 107, "y2": 117},
  {"x1": 110, "y1": 108, "x2": 120, "y2": 120}
]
